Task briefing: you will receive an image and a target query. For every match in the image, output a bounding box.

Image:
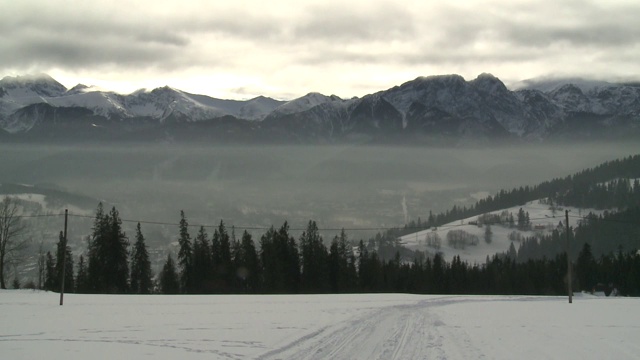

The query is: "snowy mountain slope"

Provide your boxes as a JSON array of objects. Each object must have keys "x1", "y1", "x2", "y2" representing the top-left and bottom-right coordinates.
[
  {"x1": 399, "y1": 200, "x2": 605, "y2": 264},
  {"x1": 1, "y1": 73, "x2": 639, "y2": 142},
  {"x1": 512, "y1": 77, "x2": 612, "y2": 93},
  {"x1": 0, "y1": 74, "x2": 68, "y2": 120},
  {"x1": 267, "y1": 92, "x2": 343, "y2": 117},
  {"x1": 0, "y1": 75, "x2": 282, "y2": 126},
  {"x1": 184, "y1": 93, "x2": 284, "y2": 120}
]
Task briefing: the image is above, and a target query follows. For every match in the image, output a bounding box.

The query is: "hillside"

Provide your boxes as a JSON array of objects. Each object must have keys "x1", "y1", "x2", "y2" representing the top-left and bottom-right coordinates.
[
  {"x1": 399, "y1": 201, "x2": 603, "y2": 264},
  {"x1": 395, "y1": 155, "x2": 640, "y2": 266}
]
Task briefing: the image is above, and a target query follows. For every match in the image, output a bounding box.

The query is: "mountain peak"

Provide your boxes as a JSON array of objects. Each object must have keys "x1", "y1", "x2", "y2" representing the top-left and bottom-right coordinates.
[
  {"x1": 67, "y1": 83, "x2": 90, "y2": 94},
  {"x1": 0, "y1": 73, "x2": 67, "y2": 97},
  {"x1": 471, "y1": 73, "x2": 508, "y2": 93}
]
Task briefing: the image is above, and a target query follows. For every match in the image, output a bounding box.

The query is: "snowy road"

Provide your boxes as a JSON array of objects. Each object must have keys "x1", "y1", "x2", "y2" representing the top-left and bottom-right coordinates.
[{"x1": 2, "y1": 291, "x2": 639, "y2": 359}]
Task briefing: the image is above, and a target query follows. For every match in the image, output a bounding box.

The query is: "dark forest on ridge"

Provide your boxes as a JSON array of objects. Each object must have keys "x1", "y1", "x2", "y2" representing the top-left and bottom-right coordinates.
[{"x1": 12, "y1": 155, "x2": 640, "y2": 296}]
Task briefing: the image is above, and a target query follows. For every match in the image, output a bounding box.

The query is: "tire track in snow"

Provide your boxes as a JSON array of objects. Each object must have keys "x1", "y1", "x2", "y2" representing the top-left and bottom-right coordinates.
[{"x1": 256, "y1": 298, "x2": 481, "y2": 360}]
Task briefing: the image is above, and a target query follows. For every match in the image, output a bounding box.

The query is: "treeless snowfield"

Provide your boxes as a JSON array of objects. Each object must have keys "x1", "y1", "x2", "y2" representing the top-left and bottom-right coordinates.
[{"x1": 1, "y1": 290, "x2": 638, "y2": 359}]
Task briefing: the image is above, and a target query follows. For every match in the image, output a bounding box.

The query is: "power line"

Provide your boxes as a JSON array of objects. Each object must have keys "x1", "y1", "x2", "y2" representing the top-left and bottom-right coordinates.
[
  {"x1": 65, "y1": 213, "x2": 402, "y2": 232},
  {"x1": 14, "y1": 213, "x2": 64, "y2": 219},
  {"x1": 14, "y1": 209, "x2": 640, "y2": 234}
]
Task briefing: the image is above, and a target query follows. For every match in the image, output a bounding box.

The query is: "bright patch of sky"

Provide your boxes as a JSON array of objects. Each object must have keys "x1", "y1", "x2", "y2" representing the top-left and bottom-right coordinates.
[{"x1": 2, "y1": 0, "x2": 639, "y2": 100}]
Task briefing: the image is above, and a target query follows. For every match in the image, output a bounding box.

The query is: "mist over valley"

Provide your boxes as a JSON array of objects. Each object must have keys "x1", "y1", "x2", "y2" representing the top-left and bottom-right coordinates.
[{"x1": 2, "y1": 141, "x2": 638, "y2": 258}]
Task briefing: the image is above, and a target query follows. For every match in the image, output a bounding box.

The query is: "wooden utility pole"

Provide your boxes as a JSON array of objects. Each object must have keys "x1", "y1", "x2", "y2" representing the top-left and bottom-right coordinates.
[
  {"x1": 59, "y1": 209, "x2": 68, "y2": 306},
  {"x1": 566, "y1": 210, "x2": 572, "y2": 304}
]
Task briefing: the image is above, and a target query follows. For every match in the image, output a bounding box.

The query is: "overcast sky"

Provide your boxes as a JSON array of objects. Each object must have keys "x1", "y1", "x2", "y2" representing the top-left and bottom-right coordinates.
[{"x1": 1, "y1": 0, "x2": 639, "y2": 100}]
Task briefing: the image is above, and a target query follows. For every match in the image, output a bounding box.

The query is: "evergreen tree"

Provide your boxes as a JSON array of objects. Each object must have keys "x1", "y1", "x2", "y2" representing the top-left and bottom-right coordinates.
[
  {"x1": 159, "y1": 254, "x2": 180, "y2": 294},
  {"x1": 177, "y1": 210, "x2": 193, "y2": 293},
  {"x1": 217, "y1": 221, "x2": 233, "y2": 292},
  {"x1": 211, "y1": 225, "x2": 222, "y2": 288},
  {"x1": 329, "y1": 229, "x2": 354, "y2": 293},
  {"x1": 192, "y1": 226, "x2": 212, "y2": 293},
  {"x1": 299, "y1": 220, "x2": 328, "y2": 292},
  {"x1": 130, "y1": 223, "x2": 153, "y2": 294},
  {"x1": 37, "y1": 243, "x2": 46, "y2": 290},
  {"x1": 230, "y1": 228, "x2": 242, "y2": 292},
  {"x1": 87, "y1": 204, "x2": 129, "y2": 293},
  {"x1": 576, "y1": 243, "x2": 597, "y2": 292},
  {"x1": 238, "y1": 230, "x2": 260, "y2": 292},
  {"x1": 106, "y1": 207, "x2": 129, "y2": 293},
  {"x1": 44, "y1": 251, "x2": 55, "y2": 291},
  {"x1": 87, "y1": 203, "x2": 106, "y2": 293},
  {"x1": 55, "y1": 231, "x2": 74, "y2": 293},
  {"x1": 75, "y1": 255, "x2": 89, "y2": 293},
  {"x1": 484, "y1": 224, "x2": 493, "y2": 244},
  {"x1": 260, "y1": 222, "x2": 300, "y2": 293}
]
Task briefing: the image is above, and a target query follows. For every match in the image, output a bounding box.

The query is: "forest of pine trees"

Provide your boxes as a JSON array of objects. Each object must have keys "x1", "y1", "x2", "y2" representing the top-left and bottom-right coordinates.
[
  {"x1": 37, "y1": 203, "x2": 640, "y2": 297},
  {"x1": 396, "y1": 154, "x2": 640, "y2": 239},
  {"x1": 33, "y1": 155, "x2": 640, "y2": 297}
]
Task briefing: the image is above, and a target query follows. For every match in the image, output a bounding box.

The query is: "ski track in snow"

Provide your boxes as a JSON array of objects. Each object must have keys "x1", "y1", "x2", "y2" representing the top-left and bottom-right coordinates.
[
  {"x1": 3, "y1": 292, "x2": 640, "y2": 360},
  {"x1": 257, "y1": 298, "x2": 479, "y2": 360}
]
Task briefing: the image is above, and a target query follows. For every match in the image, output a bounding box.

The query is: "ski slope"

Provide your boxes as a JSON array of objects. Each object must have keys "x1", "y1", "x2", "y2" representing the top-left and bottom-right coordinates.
[{"x1": 1, "y1": 290, "x2": 638, "y2": 359}]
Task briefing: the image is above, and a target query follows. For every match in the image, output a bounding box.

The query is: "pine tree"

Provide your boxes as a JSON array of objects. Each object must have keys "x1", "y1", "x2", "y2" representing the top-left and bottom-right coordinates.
[
  {"x1": 218, "y1": 221, "x2": 233, "y2": 292},
  {"x1": 211, "y1": 225, "x2": 222, "y2": 285},
  {"x1": 37, "y1": 243, "x2": 46, "y2": 290},
  {"x1": 87, "y1": 203, "x2": 107, "y2": 293},
  {"x1": 260, "y1": 222, "x2": 300, "y2": 293},
  {"x1": 230, "y1": 227, "x2": 242, "y2": 292},
  {"x1": 44, "y1": 251, "x2": 55, "y2": 291},
  {"x1": 576, "y1": 243, "x2": 597, "y2": 292},
  {"x1": 192, "y1": 226, "x2": 212, "y2": 293},
  {"x1": 177, "y1": 211, "x2": 193, "y2": 293},
  {"x1": 329, "y1": 229, "x2": 353, "y2": 293},
  {"x1": 238, "y1": 230, "x2": 259, "y2": 292},
  {"x1": 130, "y1": 223, "x2": 153, "y2": 294},
  {"x1": 87, "y1": 204, "x2": 129, "y2": 293},
  {"x1": 159, "y1": 254, "x2": 180, "y2": 294},
  {"x1": 55, "y1": 231, "x2": 74, "y2": 293},
  {"x1": 299, "y1": 220, "x2": 328, "y2": 292},
  {"x1": 329, "y1": 237, "x2": 341, "y2": 292},
  {"x1": 106, "y1": 207, "x2": 129, "y2": 293},
  {"x1": 75, "y1": 255, "x2": 89, "y2": 293},
  {"x1": 484, "y1": 224, "x2": 493, "y2": 244}
]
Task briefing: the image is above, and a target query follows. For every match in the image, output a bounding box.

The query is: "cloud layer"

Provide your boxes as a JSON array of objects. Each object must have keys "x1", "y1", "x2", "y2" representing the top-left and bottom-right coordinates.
[{"x1": 2, "y1": 0, "x2": 639, "y2": 99}]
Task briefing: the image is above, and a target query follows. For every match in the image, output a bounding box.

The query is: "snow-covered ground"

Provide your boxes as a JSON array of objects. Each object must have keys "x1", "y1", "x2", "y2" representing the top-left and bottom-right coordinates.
[
  {"x1": 1, "y1": 290, "x2": 638, "y2": 359},
  {"x1": 400, "y1": 200, "x2": 604, "y2": 264}
]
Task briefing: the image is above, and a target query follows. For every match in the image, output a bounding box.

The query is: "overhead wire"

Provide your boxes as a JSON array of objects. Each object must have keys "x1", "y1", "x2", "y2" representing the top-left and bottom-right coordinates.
[{"x1": 11, "y1": 208, "x2": 640, "y2": 234}]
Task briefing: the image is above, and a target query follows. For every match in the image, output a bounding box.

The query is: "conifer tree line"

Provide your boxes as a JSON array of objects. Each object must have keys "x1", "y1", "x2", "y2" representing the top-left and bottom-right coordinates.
[
  {"x1": 43, "y1": 203, "x2": 153, "y2": 294},
  {"x1": 37, "y1": 202, "x2": 640, "y2": 296},
  {"x1": 394, "y1": 154, "x2": 640, "y2": 239},
  {"x1": 33, "y1": 155, "x2": 639, "y2": 296}
]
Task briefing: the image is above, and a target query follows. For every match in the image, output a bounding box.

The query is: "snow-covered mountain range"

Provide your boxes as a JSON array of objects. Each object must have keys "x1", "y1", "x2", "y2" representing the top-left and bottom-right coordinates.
[{"x1": 1, "y1": 73, "x2": 639, "y2": 142}]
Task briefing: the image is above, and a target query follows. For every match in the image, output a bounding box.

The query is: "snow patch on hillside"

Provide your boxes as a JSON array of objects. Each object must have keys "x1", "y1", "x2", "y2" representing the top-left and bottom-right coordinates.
[{"x1": 400, "y1": 200, "x2": 605, "y2": 264}]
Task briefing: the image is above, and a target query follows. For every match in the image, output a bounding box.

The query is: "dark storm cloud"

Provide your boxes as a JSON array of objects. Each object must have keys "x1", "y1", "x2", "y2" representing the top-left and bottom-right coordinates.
[{"x1": 0, "y1": 3, "x2": 192, "y2": 70}]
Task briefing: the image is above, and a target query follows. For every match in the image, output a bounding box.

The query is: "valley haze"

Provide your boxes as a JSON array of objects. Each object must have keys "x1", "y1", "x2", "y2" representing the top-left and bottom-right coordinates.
[{"x1": 1, "y1": 71, "x2": 639, "y2": 275}]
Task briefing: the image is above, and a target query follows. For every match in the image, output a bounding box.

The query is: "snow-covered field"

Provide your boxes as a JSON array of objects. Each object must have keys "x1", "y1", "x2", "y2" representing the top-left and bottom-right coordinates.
[
  {"x1": 1, "y1": 290, "x2": 638, "y2": 359},
  {"x1": 400, "y1": 201, "x2": 604, "y2": 264}
]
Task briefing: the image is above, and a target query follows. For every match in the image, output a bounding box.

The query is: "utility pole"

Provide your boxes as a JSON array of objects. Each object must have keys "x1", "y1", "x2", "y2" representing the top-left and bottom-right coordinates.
[
  {"x1": 60, "y1": 209, "x2": 68, "y2": 306},
  {"x1": 566, "y1": 210, "x2": 572, "y2": 304}
]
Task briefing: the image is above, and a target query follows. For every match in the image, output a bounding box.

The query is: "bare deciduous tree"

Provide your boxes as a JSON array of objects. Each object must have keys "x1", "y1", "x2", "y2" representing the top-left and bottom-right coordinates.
[{"x1": 0, "y1": 197, "x2": 28, "y2": 289}]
